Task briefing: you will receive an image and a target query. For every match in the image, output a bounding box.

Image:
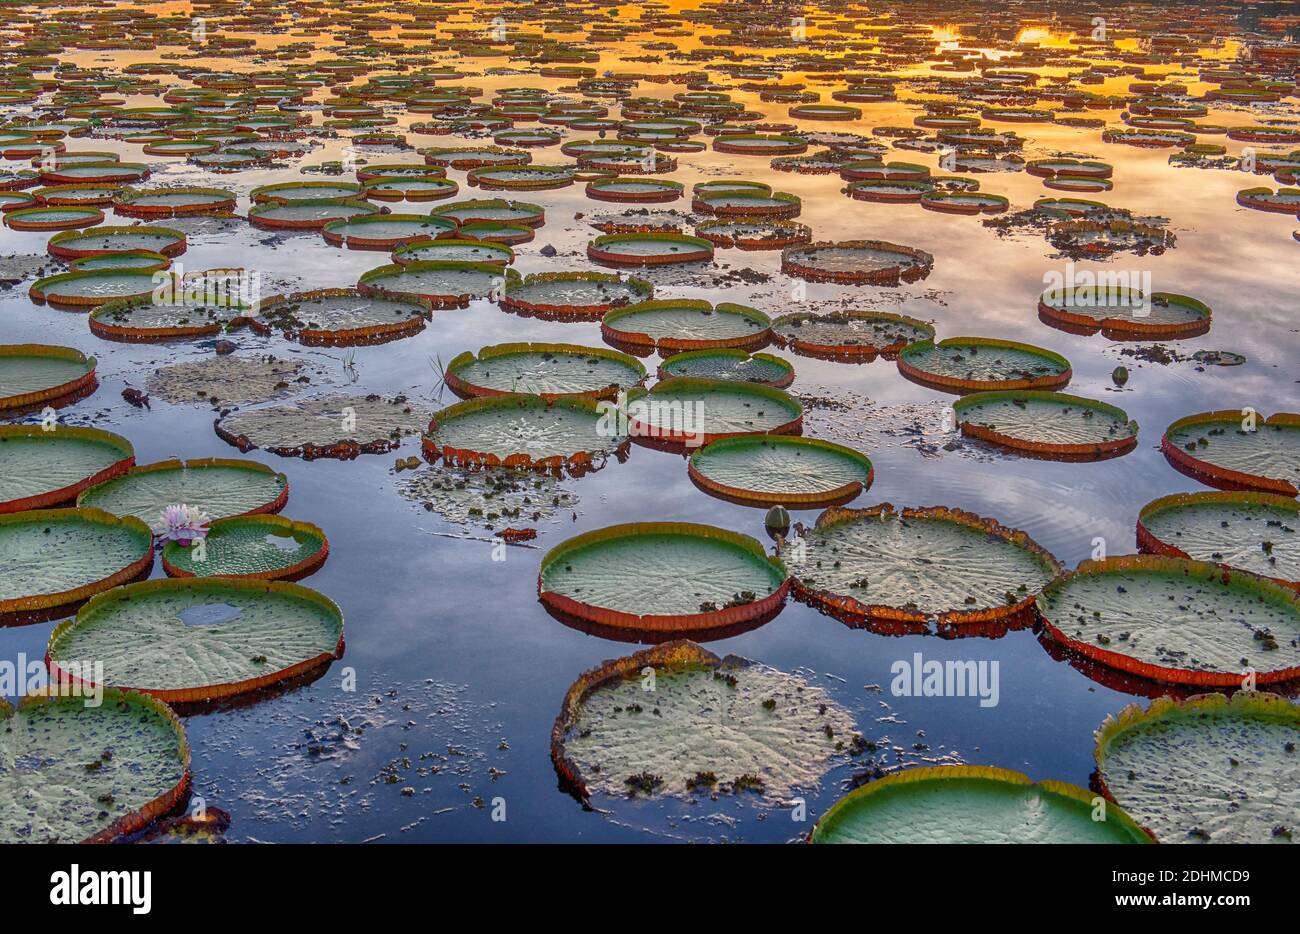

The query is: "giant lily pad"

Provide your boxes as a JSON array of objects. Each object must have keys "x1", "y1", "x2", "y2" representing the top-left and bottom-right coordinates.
[
  {"x1": 88, "y1": 295, "x2": 245, "y2": 342},
  {"x1": 162, "y1": 514, "x2": 328, "y2": 582},
  {"x1": 898, "y1": 337, "x2": 1071, "y2": 393},
  {"x1": 29, "y1": 269, "x2": 159, "y2": 308},
  {"x1": 0, "y1": 507, "x2": 153, "y2": 624},
  {"x1": 0, "y1": 689, "x2": 189, "y2": 843},
  {"x1": 0, "y1": 425, "x2": 134, "y2": 513},
  {"x1": 446, "y1": 343, "x2": 645, "y2": 401},
  {"x1": 602, "y1": 300, "x2": 771, "y2": 353},
  {"x1": 322, "y1": 213, "x2": 456, "y2": 250},
  {"x1": 78, "y1": 458, "x2": 288, "y2": 524},
  {"x1": 587, "y1": 232, "x2": 714, "y2": 266},
  {"x1": 811, "y1": 766, "x2": 1152, "y2": 844},
  {"x1": 1137, "y1": 491, "x2": 1299, "y2": 589},
  {"x1": 145, "y1": 355, "x2": 315, "y2": 406},
  {"x1": 659, "y1": 349, "x2": 794, "y2": 387},
  {"x1": 47, "y1": 577, "x2": 344, "y2": 704},
  {"x1": 1038, "y1": 287, "x2": 1211, "y2": 340},
  {"x1": 689, "y1": 435, "x2": 873, "y2": 508},
  {"x1": 624, "y1": 378, "x2": 803, "y2": 447},
  {"x1": 0, "y1": 344, "x2": 96, "y2": 410},
  {"x1": 1095, "y1": 691, "x2": 1300, "y2": 843},
  {"x1": 538, "y1": 524, "x2": 789, "y2": 637},
  {"x1": 551, "y1": 641, "x2": 854, "y2": 803},
  {"x1": 424, "y1": 394, "x2": 625, "y2": 471},
  {"x1": 772, "y1": 311, "x2": 933, "y2": 359},
  {"x1": 216, "y1": 395, "x2": 427, "y2": 459},
  {"x1": 782, "y1": 239, "x2": 933, "y2": 285},
  {"x1": 952, "y1": 391, "x2": 1139, "y2": 460},
  {"x1": 784, "y1": 504, "x2": 1061, "y2": 629},
  {"x1": 501, "y1": 271, "x2": 652, "y2": 318},
  {"x1": 253, "y1": 288, "x2": 429, "y2": 345},
  {"x1": 46, "y1": 225, "x2": 186, "y2": 260},
  {"x1": 1038, "y1": 555, "x2": 1300, "y2": 687},
  {"x1": 1162, "y1": 411, "x2": 1300, "y2": 496},
  {"x1": 357, "y1": 261, "x2": 513, "y2": 309}
]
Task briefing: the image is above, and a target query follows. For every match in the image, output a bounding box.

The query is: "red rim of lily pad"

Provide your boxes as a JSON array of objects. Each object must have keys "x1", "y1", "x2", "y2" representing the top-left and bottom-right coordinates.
[
  {"x1": 1161, "y1": 410, "x2": 1300, "y2": 496},
  {"x1": 537, "y1": 523, "x2": 790, "y2": 637},
  {"x1": 1038, "y1": 555, "x2": 1300, "y2": 687},
  {"x1": 0, "y1": 424, "x2": 134, "y2": 513}
]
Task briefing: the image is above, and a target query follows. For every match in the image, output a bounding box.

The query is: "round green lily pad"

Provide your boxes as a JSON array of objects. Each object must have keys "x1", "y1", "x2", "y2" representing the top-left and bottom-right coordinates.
[
  {"x1": 357, "y1": 260, "x2": 512, "y2": 309},
  {"x1": 552, "y1": 640, "x2": 855, "y2": 803},
  {"x1": 47, "y1": 577, "x2": 344, "y2": 703},
  {"x1": 811, "y1": 766, "x2": 1153, "y2": 844},
  {"x1": 0, "y1": 424, "x2": 134, "y2": 513},
  {"x1": 424, "y1": 394, "x2": 625, "y2": 470},
  {"x1": 253, "y1": 288, "x2": 429, "y2": 345},
  {"x1": 0, "y1": 507, "x2": 153, "y2": 624},
  {"x1": 501, "y1": 271, "x2": 652, "y2": 318},
  {"x1": 785, "y1": 504, "x2": 1061, "y2": 628},
  {"x1": 0, "y1": 344, "x2": 96, "y2": 410},
  {"x1": 446, "y1": 343, "x2": 646, "y2": 400},
  {"x1": 78, "y1": 458, "x2": 288, "y2": 524},
  {"x1": 162, "y1": 514, "x2": 327, "y2": 581},
  {"x1": 30, "y1": 269, "x2": 159, "y2": 308},
  {"x1": 538, "y1": 523, "x2": 789, "y2": 636},
  {"x1": 952, "y1": 390, "x2": 1140, "y2": 460},
  {"x1": 1038, "y1": 287, "x2": 1211, "y2": 339},
  {"x1": 689, "y1": 435, "x2": 873, "y2": 508},
  {"x1": 1162, "y1": 411, "x2": 1300, "y2": 496},
  {"x1": 772, "y1": 311, "x2": 933, "y2": 359},
  {"x1": 1096, "y1": 691, "x2": 1300, "y2": 843},
  {"x1": 1137, "y1": 491, "x2": 1299, "y2": 588},
  {"x1": 602, "y1": 300, "x2": 771, "y2": 353},
  {"x1": 1038, "y1": 555, "x2": 1300, "y2": 686},
  {"x1": 0, "y1": 689, "x2": 189, "y2": 843},
  {"x1": 898, "y1": 337, "x2": 1072, "y2": 393},
  {"x1": 659, "y1": 349, "x2": 794, "y2": 387},
  {"x1": 624, "y1": 378, "x2": 802, "y2": 446}
]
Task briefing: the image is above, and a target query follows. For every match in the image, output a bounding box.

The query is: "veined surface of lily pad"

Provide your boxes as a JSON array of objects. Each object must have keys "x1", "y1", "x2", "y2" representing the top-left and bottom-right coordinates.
[
  {"x1": 0, "y1": 344, "x2": 95, "y2": 409},
  {"x1": 953, "y1": 391, "x2": 1139, "y2": 460},
  {"x1": 552, "y1": 641, "x2": 854, "y2": 802},
  {"x1": 1137, "y1": 491, "x2": 1299, "y2": 588},
  {"x1": 79, "y1": 458, "x2": 287, "y2": 524},
  {"x1": 811, "y1": 766, "x2": 1152, "y2": 844},
  {"x1": 602, "y1": 300, "x2": 771, "y2": 353},
  {"x1": 146, "y1": 355, "x2": 315, "y2": 405},
  {"x1": 0, "y1": 689, "x2": 190, "y2": 843},
  {"x1": 785, "y1": 504, "x2": 1060, "y2": 627},
  {"x1": 162, "y1": 514, "x2": 327, "y2": 581},
  {"x1": 689, "y1": 435, "x2": 873, "y2": 508},
  {"x1": 1163, "y1": 411, "x2": 1300, "y2": 496},
  {"x1": 1038, "y1": 555, "x2": 1300, "y2": 686},
  {"x1": 254, "y1": 288, "x2": 429, "y2": 345},
  {"x1": 1096, "y1": 692, "x2": 1300, "y2": 843},
  {"x1": 47, "y1": 577, "x2": 344, "y2": 703},
  {"x1": 216, "y1": 395, "x2": 428, "y2": 458},
  {"x1": 772, "y1": 311, "x2": 933, "y2": 358},
  {"x1": 898, "y1": 337, "x2": 1071, "y2": 393},
  {"x1": 659, "y1": 349, "x2": 794, "y2": 386},
  {"x1": 425, "y1": 394, "x2": 625, "y2": 470},
  {"x1": 446, "y1": 343, "x2": 645, "y2": 400},
  {"x1": 0, "y1": 425, "x2": 134, "y2": 514},
  {"x1": 538, "y1": 523, "x2": 789, "y2": 636},
  {"x1": 0, "y1": 507, "x2": 153, "y2": 623}
]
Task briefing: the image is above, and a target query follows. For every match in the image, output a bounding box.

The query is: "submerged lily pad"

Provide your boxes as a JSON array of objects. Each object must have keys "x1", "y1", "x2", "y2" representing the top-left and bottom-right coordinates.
[
  {"x1": 952, "y1": 391, "x2": 1139, "y2": 460},
  {"x1": 1038, "y1": 555, "x2": 1300, "y2": 686},
  {"x1": 689, "y1": 435, "x2": 873, "y2": 508},
  {"x1": 446, "y1": 343, "x2": 646, "y2": 401},
  {"x1": 898, "y1": 337, "x2": 1071, "y2": 393},
  {"x1": 1163, "y1": 411, "x2": 1300, "y2": 496},
  {"x1": 146, "y1": 355, "x2": 315, "y2": 405},
  {"x1": 424, "y1": 394, "x2": 625, "y2": 471},
  {"x1": 0, "y1": 507, "x2": 153, "y2": 624},
  {"x1": 0, "y1": 689, "x2": 189, "y2": 843},
  {"x1": 216, "y1": 395, "x2": 428, "y2": 459},
  {"x1": 1096, "y1": 691, "x2": 1300, "y2": 843},
  {"x1": 47, "y1": 577, "x2": 344, "y2": 703},
  {"x1": 162, "y1": 514, "x2": 327, "y2": 582},
  {"x1": 398, "y1": 464, "x2": 578, "y2": 531},
  {"x1": 785, "y1": 504, "x2": 1061, "y2": 627},
  {"x1": 552, "y1": 641, "x2": 855, "y2": 802},
  {"x1": 0, "y1": 344, "x2": 96, "y2": 410},
  {"x1": 539, "y1": 524, "x2": 789, "y2": 637},
  {"x1": 78, "y1": 458, "x2": 288, "y2": 524},
  {"x1": 0, "y1": 425, "x2": 134, "y2": 513},
  {"x1": 1137, "y1": 491, "x2": 1299, "y2": 588},
  {"x1": 811, "y1": 766, "x2": 1152, "y2": 844}
]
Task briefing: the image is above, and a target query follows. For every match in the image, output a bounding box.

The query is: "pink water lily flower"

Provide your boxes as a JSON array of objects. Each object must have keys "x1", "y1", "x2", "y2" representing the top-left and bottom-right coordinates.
[{"x1": 152, "y1": 503, "x2": 212, "y2": 546}]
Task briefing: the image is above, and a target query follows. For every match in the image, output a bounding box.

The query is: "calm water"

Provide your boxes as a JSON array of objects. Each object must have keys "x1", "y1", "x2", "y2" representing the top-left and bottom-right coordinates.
[{"x1": 1, "y1": 1, "x2": 1298, "y2": 842}]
